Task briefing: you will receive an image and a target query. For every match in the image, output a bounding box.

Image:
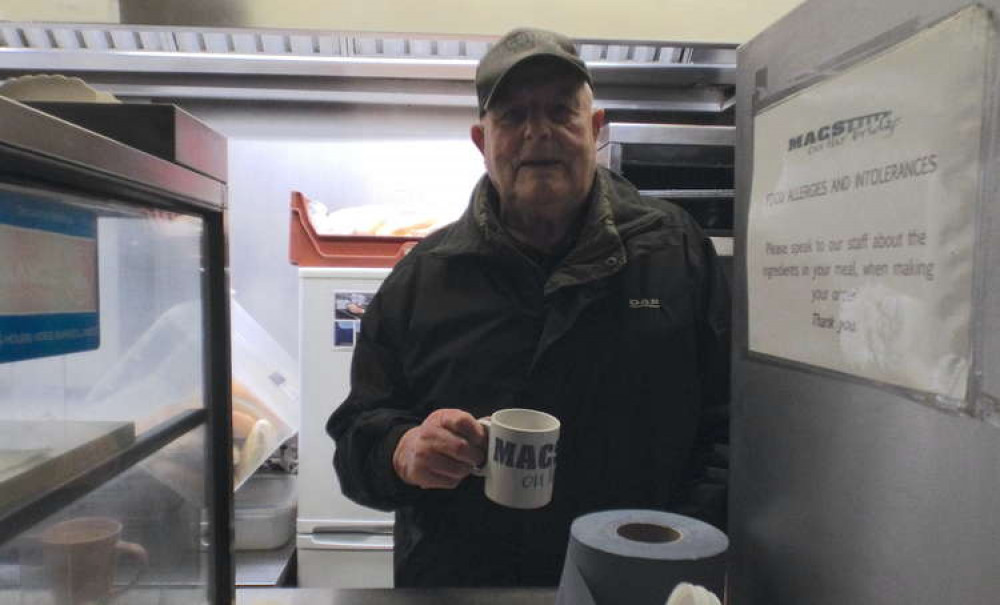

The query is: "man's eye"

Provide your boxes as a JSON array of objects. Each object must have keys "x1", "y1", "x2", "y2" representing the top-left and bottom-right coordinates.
[
  {"x1": 550, "y1": 106, "x2": 573, "y2": 122},
  {"x1": 500, "y1": 109, "x2": 526, "y2": 124}
]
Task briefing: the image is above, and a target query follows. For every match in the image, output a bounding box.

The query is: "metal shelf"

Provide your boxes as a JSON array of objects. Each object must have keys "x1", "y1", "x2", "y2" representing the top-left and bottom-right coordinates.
[
  {"x1": 640, "y1": 189, "x2": 734, "y2": 199},
  {"x1": 0, "y1": 409, "x2": 205, "y2": 546},
  {"x1": 599, "y1": 123, "x2": 735, "y2": 147},
  {"x1": 0, "y1": 23, "x2": 735, "y2": 110}
]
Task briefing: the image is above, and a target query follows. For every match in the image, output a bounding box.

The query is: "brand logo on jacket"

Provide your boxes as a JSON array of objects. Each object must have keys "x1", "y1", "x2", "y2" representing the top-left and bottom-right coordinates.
[{"x1": 629, "y1": 298, "x2": 661, "y2": 309}]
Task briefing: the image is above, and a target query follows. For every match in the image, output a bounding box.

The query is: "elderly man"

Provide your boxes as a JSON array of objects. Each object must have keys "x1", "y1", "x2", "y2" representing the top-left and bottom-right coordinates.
[{"x1": 327, "y1": 27, "x2": 730, "y2": 587}]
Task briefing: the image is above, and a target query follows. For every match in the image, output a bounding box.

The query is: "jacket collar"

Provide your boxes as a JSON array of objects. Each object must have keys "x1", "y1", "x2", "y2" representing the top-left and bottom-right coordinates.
[{"x1": 430, "y1": 167, "x2": 662, "y2": 293}]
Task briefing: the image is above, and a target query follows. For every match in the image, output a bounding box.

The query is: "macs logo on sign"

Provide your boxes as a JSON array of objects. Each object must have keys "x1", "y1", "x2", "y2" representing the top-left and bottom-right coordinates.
[{"x1": 787, "y1": 110, "x2": 900, "y2": 155}]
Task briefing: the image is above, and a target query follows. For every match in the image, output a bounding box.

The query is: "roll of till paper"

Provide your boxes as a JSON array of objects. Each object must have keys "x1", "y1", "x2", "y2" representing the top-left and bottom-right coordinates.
[{"x1": 555, "y1": 510, "x2": 728, "y2": 605}]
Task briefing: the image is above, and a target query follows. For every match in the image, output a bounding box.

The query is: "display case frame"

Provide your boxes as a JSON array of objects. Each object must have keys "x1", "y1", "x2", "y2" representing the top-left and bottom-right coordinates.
[{"x1": 0, "y1": 96, "x2": 233, "y2": 604}]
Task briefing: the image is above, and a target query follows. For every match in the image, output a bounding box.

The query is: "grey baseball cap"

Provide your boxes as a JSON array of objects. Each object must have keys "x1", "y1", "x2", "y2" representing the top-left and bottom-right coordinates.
[{"x1": 475, "y1": 27, "x2": 592, "y2": 115}]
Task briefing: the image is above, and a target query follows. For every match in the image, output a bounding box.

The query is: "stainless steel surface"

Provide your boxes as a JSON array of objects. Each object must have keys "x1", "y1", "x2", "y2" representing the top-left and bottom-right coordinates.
[
  {"x1": 591, "y1": 62, "x2": 734, "y2": 86},
  {"x1": 0, "y1": 19, "x2": 726, "y2": 65},
  {"x1": 0, "y1": 97, "x2": 225, "y2": 208},
  {"x1": 24, "y1": 102, "x2": 228, "y2": 182},
  {"x1": 0, "y1": 23, "x2": 735, "y2": 111},
  {"x1": 237, "y1": 588, "x2": 556, "y2": 605},
  {"x1": 732, "y1": 1, "x2": 1000, "y2": 604},
  {"x1": 597, "y1": 121, "x2": 735, "y2": 254},
  {"x1": 55, "y1": 81, "x2": 726, "y2": 112},
  {"x1": 235, "y1": 542, "x2": 295, "y2": 587},
  {"x1": 639, "y1": 189, "x2": 734, "y2": 199},
  {"x1": 0, "y1": 52, "x2": 731, "y2": 112},
  {"x1": 594, "y1": 87, "x2": 730, "y2": 114},
  {"x1": 598, "y1": 123, "x2": 736, "y2": 147},
  {"x1": 104, "y1": 83, "x2": 477, "y2": 108},
  {"x1": 234, "y1": 472, "x2": 297, "y2": 551},
  {"x1": 688, "y1": 47, "x2": 739, "y2": 64},
  {"x1": 595, "y1": 142, "x2": 622, "y2": 173},
  {"x1": 0, "y1": 48, "x2": 735, "y2": 85},
  {"x1": 0, "y1": 48, "x2": 481, "y2": 79}
]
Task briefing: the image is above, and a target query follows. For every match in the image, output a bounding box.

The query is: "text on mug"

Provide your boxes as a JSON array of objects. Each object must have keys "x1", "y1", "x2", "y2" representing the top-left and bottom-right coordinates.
[{"x1": 494, "y1": 438, "x2": 556, "y2": 470}]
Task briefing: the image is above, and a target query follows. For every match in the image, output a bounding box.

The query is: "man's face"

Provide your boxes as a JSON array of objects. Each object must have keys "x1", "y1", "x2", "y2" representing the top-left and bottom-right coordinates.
[{"x1": 471, "y1": 60, "x2": 604, "y2": 220}]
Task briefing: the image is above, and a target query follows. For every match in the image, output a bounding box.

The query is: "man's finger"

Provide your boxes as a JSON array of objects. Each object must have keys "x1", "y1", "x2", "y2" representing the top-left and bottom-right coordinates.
[
  {"x1": 417, "y1": 469, "x2": 462, "y2": 490},
  {"x1": 438, "y1": 411, "x2": 488, "y2": 450},
  {"x1": 421, "y1": 421, "x2": 483, "y2": 467},
  {"x1": 441, "y1": 412, "x2": 483, "y2": 439},
  {"x1": 420, "y1": 450, "x2": 472, "y2": 480},
  {"x1": 429, "y1": 433, "x2": 484, "y2": 467}
]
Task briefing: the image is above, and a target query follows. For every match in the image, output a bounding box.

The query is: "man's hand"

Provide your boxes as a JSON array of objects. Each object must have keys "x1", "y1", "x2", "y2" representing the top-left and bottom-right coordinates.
[{"x1": 393, "y1": 409, "x2": 488, "y2": 489}]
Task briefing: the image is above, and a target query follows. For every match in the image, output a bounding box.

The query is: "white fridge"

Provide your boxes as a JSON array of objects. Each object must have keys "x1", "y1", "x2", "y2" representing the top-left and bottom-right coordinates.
[{"x1": 296, "y1": 267, "x2": 394, "y2": 588}]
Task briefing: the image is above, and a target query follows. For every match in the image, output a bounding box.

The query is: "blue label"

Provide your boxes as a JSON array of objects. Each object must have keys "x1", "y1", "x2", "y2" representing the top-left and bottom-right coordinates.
[
  {"x1": 0, "y1": 189, "x2": 100, "y2": 363},
  {"x1": 0, "y1": 190, "x2": 97, "y2": 238},
  {"x1": 0, "y1": 313, "x2": 101, "y2": 363}
]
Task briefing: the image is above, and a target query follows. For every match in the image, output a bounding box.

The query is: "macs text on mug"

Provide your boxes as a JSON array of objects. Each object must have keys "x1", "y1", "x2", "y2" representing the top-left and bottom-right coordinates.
[{"x1": 493, "y1": 437, "x2": 556, "y2": 471}]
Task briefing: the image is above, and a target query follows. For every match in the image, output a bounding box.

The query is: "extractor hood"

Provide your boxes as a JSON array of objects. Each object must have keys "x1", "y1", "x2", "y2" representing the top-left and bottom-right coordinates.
[{"x1": 0, "y1": 19, "x2": 735, "y2": 112}]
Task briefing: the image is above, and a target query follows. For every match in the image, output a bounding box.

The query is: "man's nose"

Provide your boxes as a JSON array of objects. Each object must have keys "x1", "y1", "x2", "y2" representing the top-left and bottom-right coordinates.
[{"x1": 523, "y1": 113, "x2": 553, "y2": 139}]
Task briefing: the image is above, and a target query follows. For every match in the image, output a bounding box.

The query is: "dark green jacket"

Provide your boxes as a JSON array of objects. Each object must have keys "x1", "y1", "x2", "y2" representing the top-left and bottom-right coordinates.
[{"x1": 327, "y1": 166, "x2": 730, "y2": 587}]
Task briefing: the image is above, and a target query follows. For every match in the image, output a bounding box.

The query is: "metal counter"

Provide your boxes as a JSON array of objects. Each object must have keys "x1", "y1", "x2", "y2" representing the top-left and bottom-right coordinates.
[{"x1": 237, "y1": 588, "x2": 556, "y2": 605}]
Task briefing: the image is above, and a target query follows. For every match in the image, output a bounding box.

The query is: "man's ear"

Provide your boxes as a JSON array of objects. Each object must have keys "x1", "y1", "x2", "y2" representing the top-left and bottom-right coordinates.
[
  {"x1": 470, "y1": 123, "x2": 486, "y2": 155},
  {"x1": 591, "y1": 109, "x2": 606, "y2": 141}
]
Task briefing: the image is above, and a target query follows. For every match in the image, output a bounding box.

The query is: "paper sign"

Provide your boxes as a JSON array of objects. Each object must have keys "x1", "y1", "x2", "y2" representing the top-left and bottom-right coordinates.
[
  {"x1": 0, "y1": 189, "x2": 99, "y2": 363},
  {"x1": 747, "y1": 7, "x2": 992, "y2": 399}
]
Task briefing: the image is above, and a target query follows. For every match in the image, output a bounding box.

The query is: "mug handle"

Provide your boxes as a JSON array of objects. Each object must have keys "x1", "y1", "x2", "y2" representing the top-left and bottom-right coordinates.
[
  {"x1": 469, "y1": 417, "x2": 491, "y2": 477},
  {"x1": 109, "y1": 540, "x2": 149, "y2": 599}
]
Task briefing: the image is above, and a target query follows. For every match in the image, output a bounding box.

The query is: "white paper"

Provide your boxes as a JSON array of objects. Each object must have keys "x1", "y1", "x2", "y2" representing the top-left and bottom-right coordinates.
[
  {"x1": 666, "y1": 582, "x2": 722, "y2": 605},
  {"x1": 747, "y1": 7, "x2": 992, "y2": 399}
]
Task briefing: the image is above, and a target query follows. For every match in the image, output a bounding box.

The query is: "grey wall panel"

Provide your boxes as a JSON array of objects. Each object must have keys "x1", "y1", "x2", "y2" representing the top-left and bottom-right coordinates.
[
  {"x1": 733, "y1": 1, "x2": 1000, "y2": 604},
  {"x1": 733, "y1": 363, "x2": 1000, "y2": 604}
]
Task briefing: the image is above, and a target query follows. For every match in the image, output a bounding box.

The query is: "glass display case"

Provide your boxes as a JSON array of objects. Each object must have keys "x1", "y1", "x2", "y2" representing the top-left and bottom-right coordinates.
[{"x1": 0, "y1": 96, "x2": 233, "y2": 604}]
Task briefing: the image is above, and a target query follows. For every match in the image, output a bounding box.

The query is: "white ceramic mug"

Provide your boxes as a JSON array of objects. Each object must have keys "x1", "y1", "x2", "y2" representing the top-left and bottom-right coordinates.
[
  {"x1": 471, "y1": 408, "x2": 560, "y2": 509},
  {"x1": 40, "y1": 516, "x2": 148, "y2": 605}
]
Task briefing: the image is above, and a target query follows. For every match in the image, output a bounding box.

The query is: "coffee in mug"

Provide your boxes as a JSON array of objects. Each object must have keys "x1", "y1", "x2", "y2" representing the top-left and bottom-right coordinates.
[
  {"x1": 472, "y1": 408, "x2": 560, "y2": 509},
  {"x1": 40, "y1": 516, "x2": 148, "y2": 605}
]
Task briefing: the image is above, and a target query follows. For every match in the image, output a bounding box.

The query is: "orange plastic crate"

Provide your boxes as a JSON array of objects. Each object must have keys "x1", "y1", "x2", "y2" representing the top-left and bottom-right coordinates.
[{"x1": 288, "y1": 191, "x2": 420, "y2": 268}]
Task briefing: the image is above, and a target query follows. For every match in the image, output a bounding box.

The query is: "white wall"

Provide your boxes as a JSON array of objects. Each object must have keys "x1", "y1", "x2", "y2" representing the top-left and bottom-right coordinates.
[
  {"x1": 232, "y1": 0, "x2": 807, "y2": 42},
  {"x1": 0, "y1": 0, "x2": 119, "y2": 22},
  {"x1": 11, "y1": 0, "x2": 806, "y2": 44},
  {"x1": 181, "y1": 101, "x2": 485, "y2": 360}
]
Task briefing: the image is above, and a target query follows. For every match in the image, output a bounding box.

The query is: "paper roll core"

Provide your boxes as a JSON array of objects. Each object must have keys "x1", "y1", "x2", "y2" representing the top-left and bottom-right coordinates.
[{"x1": 616, "y1": 522, "x2": 682, "y2": 544}]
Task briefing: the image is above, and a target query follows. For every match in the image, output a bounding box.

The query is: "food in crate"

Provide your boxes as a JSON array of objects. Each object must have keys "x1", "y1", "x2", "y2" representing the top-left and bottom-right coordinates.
[{"x1": 306, "y1": 199, "x2": 459, "y2": 238}]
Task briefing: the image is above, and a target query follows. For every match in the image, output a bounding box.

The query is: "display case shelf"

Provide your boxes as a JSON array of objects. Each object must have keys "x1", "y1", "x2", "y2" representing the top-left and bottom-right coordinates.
[{"x1": 0, "y1": 410, "x2": 204, "y2": 546}]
